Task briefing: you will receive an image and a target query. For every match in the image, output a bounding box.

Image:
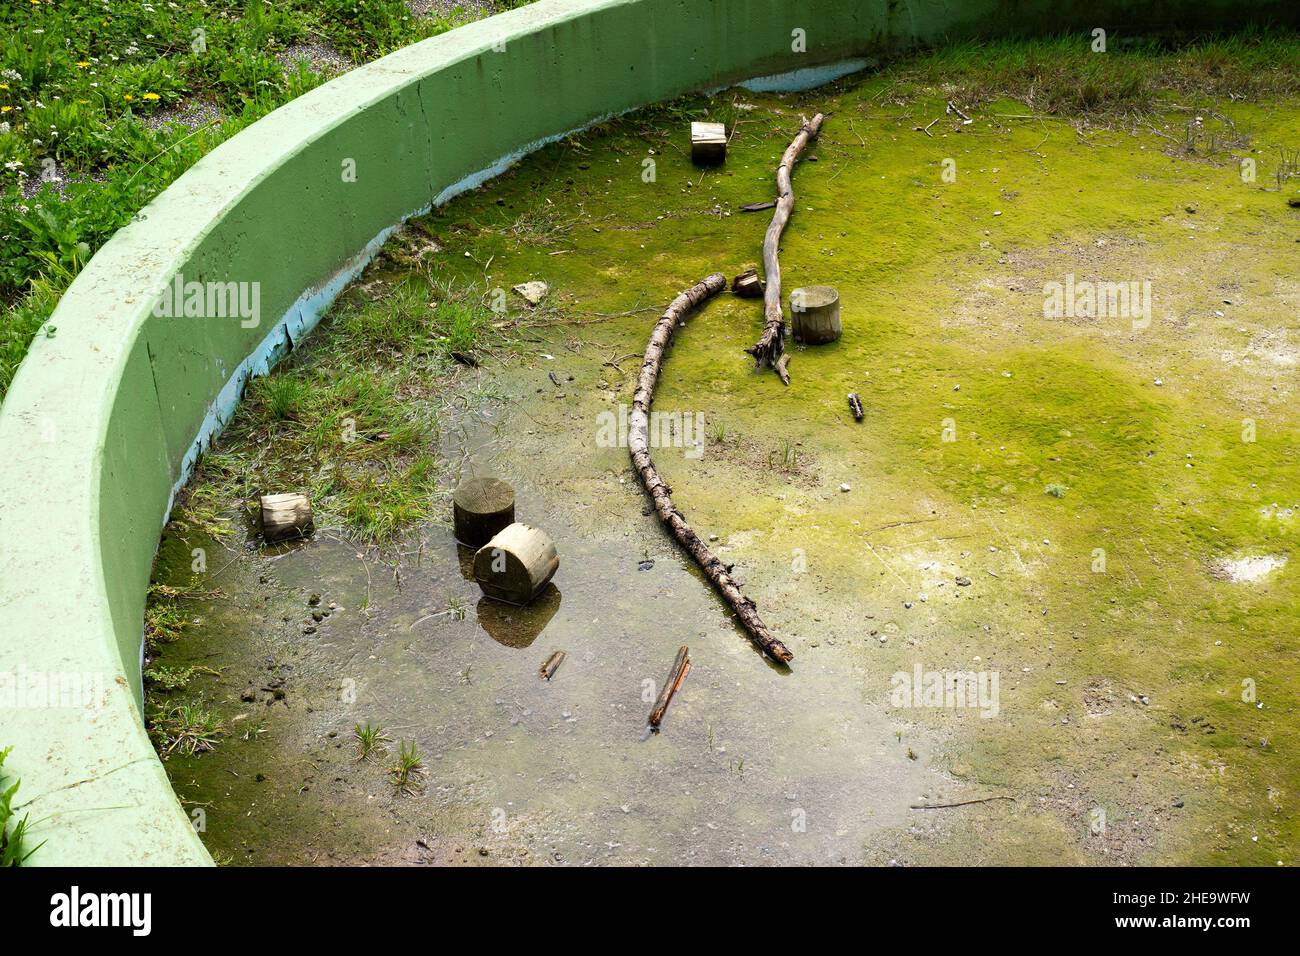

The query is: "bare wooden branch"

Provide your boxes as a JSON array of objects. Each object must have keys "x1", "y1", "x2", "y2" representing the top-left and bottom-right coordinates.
[
  {"x1": 744, "y1": 113, "x2": 825, "y2": 381},
  {"x1": 649, "y1": 645, "x2": 691, "y2": 727},
  {"x1": 539, "y1": 650, "x2": 566, "y2": 681},
  {"x1": 631, "y1": 274, "x2": 794, "y2": 665}
]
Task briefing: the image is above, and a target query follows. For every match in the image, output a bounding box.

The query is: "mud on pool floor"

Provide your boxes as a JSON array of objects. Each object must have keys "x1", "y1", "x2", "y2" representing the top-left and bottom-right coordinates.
[{"x1": 150, "y1": 60, "x2": 1300, "y2": 865}]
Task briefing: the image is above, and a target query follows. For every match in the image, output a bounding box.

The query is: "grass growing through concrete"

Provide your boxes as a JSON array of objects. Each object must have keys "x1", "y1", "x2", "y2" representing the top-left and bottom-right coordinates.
[
  {"x1": 176, "y1": 248, "x2": 506, "y2": 545},
  {"x1": 149, "y1": 700, "x2": 227, "y2": 758}
]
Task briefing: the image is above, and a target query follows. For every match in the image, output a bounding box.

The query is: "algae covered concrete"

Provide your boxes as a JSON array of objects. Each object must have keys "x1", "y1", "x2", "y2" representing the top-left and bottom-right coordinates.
[
  {"x1": 2, "y1": 0, "x2": 1297, "y2": 865},
  {"x1": 153, "y1": 71, "x2": 1299, "y2": 864}
]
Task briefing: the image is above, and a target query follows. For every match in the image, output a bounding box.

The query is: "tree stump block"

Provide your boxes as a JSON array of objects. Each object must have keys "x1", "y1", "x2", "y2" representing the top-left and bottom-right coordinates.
[
  {"x1": 259, "y1": 493, "x2": 313, "y2": 543},
  {"x1": 790, "y1": 285, "x2": 841, "y2": 344},
  {"x1": 731, "y1": 268, "x2": 765, "y2": 299},
  {"x1": 473, "y1": 522, "x2": 559, "y2": 605},
  {"x1": 690, "y1": 121, "x2": 726, "y2": 166},
  {"x1": 453, "y1": 477, "x2": 516, "y2": 548}
]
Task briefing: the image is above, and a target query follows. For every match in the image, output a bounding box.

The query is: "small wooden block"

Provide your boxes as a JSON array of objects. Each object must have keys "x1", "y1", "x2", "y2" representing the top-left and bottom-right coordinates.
[
  {"x1": 790, "y1": 285, "x2": 842, "y2": 344},
  {"x1": 691, "y1": 121, "x2": 727, "y2": 166},
  {"x1": 259, "y1": 492, "x2": 313, "y2": 543},
  {"x1": 731, "y1": 268, "x2": 765, "y2": 299},
  {"x1": 453, "y1": 476, "x2": 516, "y2": 548},
  {"x1": 473, "y1": 522, "x2": 559, "y2": 605}
]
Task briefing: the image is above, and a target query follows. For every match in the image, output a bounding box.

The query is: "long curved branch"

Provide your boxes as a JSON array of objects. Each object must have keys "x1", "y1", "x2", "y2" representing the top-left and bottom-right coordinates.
[
  {"x1": 744, "y1": 113, "x2": 825, "y2": 384},
  {"x1": 631, "y1": 273, "x2": 794, "y2": 665}
]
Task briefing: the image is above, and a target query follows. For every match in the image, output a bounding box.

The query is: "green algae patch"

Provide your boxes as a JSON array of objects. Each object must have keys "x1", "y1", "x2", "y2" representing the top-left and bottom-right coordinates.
[{"x1": 150, "y1": 43, "x2": 1300, "y2": 865}]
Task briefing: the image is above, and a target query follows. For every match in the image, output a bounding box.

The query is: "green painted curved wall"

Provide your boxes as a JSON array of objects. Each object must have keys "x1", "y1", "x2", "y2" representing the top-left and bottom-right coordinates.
[{"x1": 0, "y1": 0, "x2": 1293, "y2": 865}]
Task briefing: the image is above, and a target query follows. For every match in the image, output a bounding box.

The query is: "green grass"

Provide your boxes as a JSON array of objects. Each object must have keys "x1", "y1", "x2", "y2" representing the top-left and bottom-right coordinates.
[
  {"x1": 354, "y1": 722, "x2": 390, "y2": 760},
  {"x1": 886, "y1": 32, "x2": 1300, "y2": 118},
  {"x1": 149, "y1": 699, "x2": 226, "y2": 758},
  {"x1": 0, "y1": 0, "x2": 533, "y2": 400},
  {"x1": 0, "y1": 746, "x2": 43, "y2": 866},
  {"x1": 177, "y1": 265, "x2": 499, "y2": 544},
  {"x1": 388, "y1": 738, "x2": 425, "y2": 793}
]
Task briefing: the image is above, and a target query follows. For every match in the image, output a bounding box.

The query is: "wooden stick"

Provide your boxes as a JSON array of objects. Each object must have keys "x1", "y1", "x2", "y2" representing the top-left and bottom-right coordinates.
[
  {"x1": 539, "y1": 650, "x2": 566, "y2": 681},
  {"x1": 909, "y1": 796, "x2": 1014, "y2": 810},
  {"x1": 648, "y1": 645, "x2": 691, "y2": 727},
  {"x1": 745, "y1": 113, "x2": 825, "y2": 381},
  {"x1": 631, "y1": 275, "x2": 794, "y2": 665},
  {"x1": 848, "y1": 392, "x2": 864, "y2": 422}
]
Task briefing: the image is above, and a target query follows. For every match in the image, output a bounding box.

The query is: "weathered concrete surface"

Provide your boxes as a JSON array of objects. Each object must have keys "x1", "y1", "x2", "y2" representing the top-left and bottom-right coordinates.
[{"x1": 0, "y1": 0, "x2": 1295, "y2": 864}]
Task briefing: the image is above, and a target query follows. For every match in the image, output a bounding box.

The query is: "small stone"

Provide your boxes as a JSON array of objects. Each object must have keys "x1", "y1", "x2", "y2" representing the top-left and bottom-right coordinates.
[
  {"x1": 511, "y1": 281, "x2": 549, "y2": 306},
  {"x1": 840, "y1": 483, "x2": 851, "y2": 493},
  {"x1": 240, "y1": 688, "x2": 256, "y2": 702},
  {"x1": 637, "y1": 559, "x2": 654, "y2": 571},
  {"x1": 955, "y1": 576, "x2": 971, "y2": 586}
]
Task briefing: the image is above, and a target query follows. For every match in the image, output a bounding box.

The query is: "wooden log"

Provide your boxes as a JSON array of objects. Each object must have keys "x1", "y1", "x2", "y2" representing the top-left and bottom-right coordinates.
[
  {"x1": 744, "y1": 113, "x2": 825, "y2": 381},
  {"x1": 790, "y1": 285, "x2": 841, "y2": 344},
  {"x1": 648, "y1": 645, "x2": 691, "y2": 728},
  {"x1": 453, "y1": 476, "x2": 515, "y2": 548},
  {"x1": 259, "y1": 492, "x2": 313, "y2": 543},
  {"x1": 731, "y1": 268, "x2": 765, "y2": 299},
  {"x1": 473, "y1": 522, "x2": 559, "y2": 605},
  {"x1": 690, "y1": 121, "x2": 727, "y2": 166},
  {"x1": 539, "y1": 650, "x2": 566, "y2": 681},
  {"x1": 848, "y1": 392, "x2": 864, "y2": 422},
  {"x1": 631, "y1": 274, "x2": 794, "y2": 665}
]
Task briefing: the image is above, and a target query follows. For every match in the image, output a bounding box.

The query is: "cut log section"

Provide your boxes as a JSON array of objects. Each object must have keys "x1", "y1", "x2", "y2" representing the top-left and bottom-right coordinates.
[
  {"x1": 790, "y1": 285, "x2": 841, "y2": 344},
  {"x1": 648, "y1": 645, "x2": 691, "y2": 728},
  {"x1": 259, "y1": 492, "x2": 313, "y2": 543},
  {"x1": 690, "y1": 121, "x2": 727, "y2": 166},
  {"x1": 631, "y1": 273, "x2": 794, "y2": 665},
  {"x1": 539, "y1": 650, "x2": 566, "y2": 681},
  {"x1": 454, "y1": 476, "x2": 516, "y2": 548},
  {"x1": 744, "y1": 113, "x2": 825, "y2": 381},
  {"x1": 848, "y1": 392, "x2": 864, "y2": 422},
  {"x1": 473, "y1": 522, "x2": 559, "y2": 605},
  {"x1": 731, "y1": 268, "x2": 765, "y2": 299}
]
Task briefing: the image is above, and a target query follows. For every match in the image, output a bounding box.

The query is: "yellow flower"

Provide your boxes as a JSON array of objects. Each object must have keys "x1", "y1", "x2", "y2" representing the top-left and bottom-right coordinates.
[
  {"x1": 1, "y1": 107, "x2": 11, "y2": 113},
  {"x1": 0, "y1": 84, "x2": 8, "y2": 91},
  {"x1": 123, "y1": 94, "x2": 134, "y2": 101},
  {"x1": 142, "y1": 92, "x2": 160, "y2": 101},
  {"x1": 76, "y1": 62, "x2": 92, "y2": 69}
]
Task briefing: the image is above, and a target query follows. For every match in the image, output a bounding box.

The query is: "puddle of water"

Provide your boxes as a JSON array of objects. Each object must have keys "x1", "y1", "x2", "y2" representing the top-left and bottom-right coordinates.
[{"x1": 153, "y1": 74, "x2": 1300, "y2": 866}]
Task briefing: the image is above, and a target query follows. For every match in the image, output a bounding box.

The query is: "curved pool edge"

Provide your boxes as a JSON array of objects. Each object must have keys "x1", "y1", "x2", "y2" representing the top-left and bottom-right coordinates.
[{"x1": 0, "y1": 0, "x2": 1293, "y2": 865}]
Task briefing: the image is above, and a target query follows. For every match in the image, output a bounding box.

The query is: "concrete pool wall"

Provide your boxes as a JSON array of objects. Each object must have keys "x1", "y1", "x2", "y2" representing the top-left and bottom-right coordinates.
[{"x1": 0, "y1": 0, "x2": 1293, "y2": 865}]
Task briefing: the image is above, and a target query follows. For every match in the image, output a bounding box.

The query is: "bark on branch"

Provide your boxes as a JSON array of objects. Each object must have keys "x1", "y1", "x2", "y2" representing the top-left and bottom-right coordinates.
[
  {"x1": 745, "y1": 113, "x2": 826, "y2": 383},
  {"x1": 631, "y1": 274, "x2": 794, "y2": 665}
]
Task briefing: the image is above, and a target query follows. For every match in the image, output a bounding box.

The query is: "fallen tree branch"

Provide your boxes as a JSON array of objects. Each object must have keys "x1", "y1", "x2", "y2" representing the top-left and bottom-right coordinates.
[
  {"x1": 745, "y1": 113, "x2": 825, "y2": 381},
  {"x1": 632, "y1": 274, "x2": 794, "y2": 665},
  {"x1": 648, "y1": 645, "x2": 691, "y2": 727}
]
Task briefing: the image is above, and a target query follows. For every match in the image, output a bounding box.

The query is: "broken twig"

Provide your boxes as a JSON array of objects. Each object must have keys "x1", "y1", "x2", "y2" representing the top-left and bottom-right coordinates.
[
  {"x1": 539, "y1": 650, "x2": 566, "y2": 681},
  {"x1": 649, "y1": 645, "x2": 691, "y2": 727}
]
